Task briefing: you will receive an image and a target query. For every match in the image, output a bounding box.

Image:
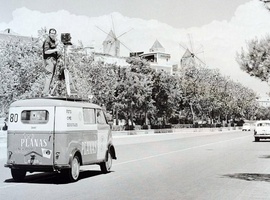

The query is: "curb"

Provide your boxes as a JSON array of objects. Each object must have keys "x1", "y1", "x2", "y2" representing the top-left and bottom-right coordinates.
[{"x1": 112, "y1": 127, "x2": 242, "y2": 137}]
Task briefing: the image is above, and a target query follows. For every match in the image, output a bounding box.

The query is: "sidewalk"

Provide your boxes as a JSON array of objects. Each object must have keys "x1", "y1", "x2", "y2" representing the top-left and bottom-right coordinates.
[{"x1": 112, "y1": 127, "x2": 242, "y2": 137}]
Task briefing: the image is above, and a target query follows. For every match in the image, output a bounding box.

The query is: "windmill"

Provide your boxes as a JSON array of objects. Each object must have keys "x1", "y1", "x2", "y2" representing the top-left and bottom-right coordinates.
[
  {"x1": 96, "y1": 16, "x2": 133, "y2": 57},
  {"x1": 179, "y1": 33, "x2": 205, "y2": 68}
]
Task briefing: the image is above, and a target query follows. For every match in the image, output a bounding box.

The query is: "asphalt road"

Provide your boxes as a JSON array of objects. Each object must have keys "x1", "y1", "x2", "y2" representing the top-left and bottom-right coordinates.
[{"x1": 1, "y1": 130, "x2": 270, "y2": 200}]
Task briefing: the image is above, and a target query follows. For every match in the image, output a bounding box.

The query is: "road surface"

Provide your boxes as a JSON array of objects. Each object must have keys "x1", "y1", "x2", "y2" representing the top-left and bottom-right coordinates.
[{"x1": 1, "y1": 130, "x2": 270, "y2": 200}]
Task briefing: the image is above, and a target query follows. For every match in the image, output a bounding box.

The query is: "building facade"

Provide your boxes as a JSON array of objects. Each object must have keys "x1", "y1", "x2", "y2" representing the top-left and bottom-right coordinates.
[{"x1": 139, "y1": 40, "x2": 177, "y2": 74}]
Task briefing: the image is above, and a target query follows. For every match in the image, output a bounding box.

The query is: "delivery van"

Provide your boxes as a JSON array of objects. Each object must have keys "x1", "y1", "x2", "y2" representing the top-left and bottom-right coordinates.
[{"x1": 4, "y1": 97, "x2": 116, "y2": 182}]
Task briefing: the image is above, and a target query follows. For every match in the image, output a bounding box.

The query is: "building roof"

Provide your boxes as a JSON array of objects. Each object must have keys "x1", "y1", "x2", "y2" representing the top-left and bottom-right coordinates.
[
  {"x1": 150, "y1": 39, "x2": 165, "y2": 52},
  {"x1": 0, "y1": 28, "x2": 19, "y2": 35},
  {"x1": 103, "y1": 30, "x2": 116, "y2": 42},
  {"x1": 0, "y1": 28, "x2": 36, "y2": 42}
]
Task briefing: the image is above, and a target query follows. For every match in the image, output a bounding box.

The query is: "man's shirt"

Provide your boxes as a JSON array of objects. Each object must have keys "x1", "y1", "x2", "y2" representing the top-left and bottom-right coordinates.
[{"x1": 43, "y1": 37, "x2": 58, "y2": 59}]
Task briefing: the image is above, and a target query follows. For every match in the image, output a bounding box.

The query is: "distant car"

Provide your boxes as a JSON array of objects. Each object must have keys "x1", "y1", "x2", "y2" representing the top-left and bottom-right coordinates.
[
  {"x1": 242, "y1": 123, "x2": 251, "y2": 131},
  {"x1": 254, "y1": 120, "x2": 270, "y2": 142}
]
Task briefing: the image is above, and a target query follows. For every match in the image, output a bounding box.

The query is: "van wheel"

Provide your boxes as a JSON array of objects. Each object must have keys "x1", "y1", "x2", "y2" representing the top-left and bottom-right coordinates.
[
  {"x1": 64, "y1": 155, "x2": 80, "y2": 182},
  {"x1": 11, "y1": 169, "x2": 26, "y2": 181},
  {"x1": 100, "y1": 151, "x2": 112, "y2": 173}
]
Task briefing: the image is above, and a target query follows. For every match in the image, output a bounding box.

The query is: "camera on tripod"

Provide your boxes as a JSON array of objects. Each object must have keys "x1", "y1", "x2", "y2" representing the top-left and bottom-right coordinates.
[{"x1": 61, "y1": 33, "x2": 72, "y2": 45}]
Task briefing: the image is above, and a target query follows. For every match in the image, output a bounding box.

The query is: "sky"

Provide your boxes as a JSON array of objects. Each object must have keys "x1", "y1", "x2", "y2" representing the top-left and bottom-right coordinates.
[
  {"x1": 1, "y1": 0, "x2": 252, "y2": 28},
  {"x1": 1, "y1": 0, "x2": 270, "y2": 96}
]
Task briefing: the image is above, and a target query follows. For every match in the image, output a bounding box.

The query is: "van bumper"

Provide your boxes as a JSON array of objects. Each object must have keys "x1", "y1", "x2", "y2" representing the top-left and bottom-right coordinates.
[
  {"x1": 4, "y1": 164, "x2": 71, "y2": 172},
  {"x1": 254, "y1": 134, "x2": 270, "y2": 138}
]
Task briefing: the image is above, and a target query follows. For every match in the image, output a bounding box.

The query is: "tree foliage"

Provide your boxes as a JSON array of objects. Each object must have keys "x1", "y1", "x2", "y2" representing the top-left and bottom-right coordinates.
[
  {"x1": 0, "y1": 28, "x2": 261, "y2": 127},
  {"x1": 236, "y1": 35, "x2": 270, "y2": 82},
  {"x1": 0, "y1": 37, "x2": 44, "y2": 115}
]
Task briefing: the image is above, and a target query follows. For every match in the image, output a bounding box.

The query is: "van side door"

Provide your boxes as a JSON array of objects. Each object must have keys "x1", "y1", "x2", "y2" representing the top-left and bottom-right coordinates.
[
  {"x1": 96, "y1": 109, "x2": 110, "y2": 160},
  {"x1": 81, "y1": 107, "x2": 98, "y2": 163}
]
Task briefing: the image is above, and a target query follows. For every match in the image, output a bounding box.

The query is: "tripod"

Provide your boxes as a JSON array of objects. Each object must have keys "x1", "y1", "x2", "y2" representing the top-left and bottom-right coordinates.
[
  {"x1": 63, "y1": 45, "x2": 77, "y2": 96},
  {"x1": 51, "y1": 45, "x2": 77, "y2": 96}
]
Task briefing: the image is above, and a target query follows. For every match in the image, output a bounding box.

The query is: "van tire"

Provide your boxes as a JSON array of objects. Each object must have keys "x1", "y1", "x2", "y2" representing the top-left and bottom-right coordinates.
[
  {"x1": 11, "y1": 169, "x2": 26, "y2": 181},
  {"x1": 100, "y1": 151, "x2": 112, "y2": 173},
  {"x1": 63, "y1": 155, "x2": 80, "y2": 182}
]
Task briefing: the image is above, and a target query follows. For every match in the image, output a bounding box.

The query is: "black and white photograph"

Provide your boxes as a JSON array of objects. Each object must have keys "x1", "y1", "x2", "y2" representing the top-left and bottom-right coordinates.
[{"x1": 1, "y1": 0, "x2": 270, "y2": 199}]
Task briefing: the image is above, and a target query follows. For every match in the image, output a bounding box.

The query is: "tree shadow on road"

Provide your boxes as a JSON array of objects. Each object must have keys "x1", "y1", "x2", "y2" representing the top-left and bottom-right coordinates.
[
  {"x1": 259, "y1": 155, "x2": 270, "y2": 159},
  {"x1": 4, "y1": 170, "x2": 109, "y2": 185},
  {"x1": 223, "y1": 173, "x2": 270, "y2": 182}
]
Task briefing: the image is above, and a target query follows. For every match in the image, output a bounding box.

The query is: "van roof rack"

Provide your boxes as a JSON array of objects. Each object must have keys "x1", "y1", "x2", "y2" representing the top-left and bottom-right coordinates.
[{"x1": 30, "y1": 96, "x2": 90, "y2": 102}]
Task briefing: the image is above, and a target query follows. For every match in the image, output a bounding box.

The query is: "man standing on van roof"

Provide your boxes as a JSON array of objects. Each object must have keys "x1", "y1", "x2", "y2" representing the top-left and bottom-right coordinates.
[{"x1": 42, "y1": 28, "x2": 60, "y2": 96}]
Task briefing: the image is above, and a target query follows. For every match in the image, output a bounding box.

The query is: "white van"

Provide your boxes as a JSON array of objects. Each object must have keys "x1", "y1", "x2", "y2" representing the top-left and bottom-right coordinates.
[
  {"x1": 4, "y1": 97, "x2": 116, "y2": 182},
  {"x1": 254, "y1": 120, "x2": 270, "y2": 142}
]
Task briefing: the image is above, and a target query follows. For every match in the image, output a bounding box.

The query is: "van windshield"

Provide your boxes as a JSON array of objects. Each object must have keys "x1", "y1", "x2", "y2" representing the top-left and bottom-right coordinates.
[{"x1": 21, "y1": 110, "x2": 49, "y2": 124}]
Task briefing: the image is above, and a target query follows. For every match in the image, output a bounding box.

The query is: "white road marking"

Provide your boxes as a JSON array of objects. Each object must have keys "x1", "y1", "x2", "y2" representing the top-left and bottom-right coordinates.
[
  {"x1": 0, "y1": 135, "x2": 250, "y2": 189},
  {"x1": 114, "y1": 135, "x2": 250, "y2": 166}
]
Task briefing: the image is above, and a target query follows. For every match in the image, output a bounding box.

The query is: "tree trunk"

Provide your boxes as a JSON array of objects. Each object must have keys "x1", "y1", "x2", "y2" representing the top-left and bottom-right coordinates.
[
  {"x1": 190, "y1": 103, "x2": 195, "y2": 124},
  {"x1": 145, "y1": 110, "x2": 147, "y2": 125},
  {"x1": 130, "y1": 108, "x2": 134, "y2": 127},
  {"x1": 115, "y1": 108, "x2": 119, "y2": 125},
  {"x1": 129, "y1": 102, "x2": 134, "y2": 129}
]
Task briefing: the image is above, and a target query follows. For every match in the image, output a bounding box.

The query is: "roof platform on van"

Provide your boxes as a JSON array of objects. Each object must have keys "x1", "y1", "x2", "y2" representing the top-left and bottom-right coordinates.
[
  {"x1": 38, "y1": 96, "x2": 90, "y2": 102},
  {"x1": 10, "y1": 96, "x2": 101, "y2": 108}
]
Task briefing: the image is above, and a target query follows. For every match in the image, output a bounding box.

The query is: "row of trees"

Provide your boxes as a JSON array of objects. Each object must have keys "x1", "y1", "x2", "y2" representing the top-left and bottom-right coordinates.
[{"x1": 0, "y1": 28, "x2": 267, "y2": 128}]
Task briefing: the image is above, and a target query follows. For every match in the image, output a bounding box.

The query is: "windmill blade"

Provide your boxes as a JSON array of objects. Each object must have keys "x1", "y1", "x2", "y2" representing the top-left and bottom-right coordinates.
[
  {"x1": 181, "y1": 49, "x2": 192, "y2": 59},
  {"x1": 116, "y1": 28, "x2": 134, "y2": 39},
  {"x1": 95, "y1": 26, "x2": 116, "y2": 39},
  {"x1": 96, "y1": 26, "x2": 109, "y2": 36},
  {"x1": 179, "y1": 42, "x2": 188, "y2": 51},
  {"x1": 188, "y1": 33, "x2": 194, "y2": 53},
  {"x1": 194, "y1": 54, "x2": 206, "y2": 65},
  {"x1": 195, "y1": 50, "x2": 204, "y2": 56},
  {"x1": 96, "y1": 17, "x2": 133, "y2": 56},
  {"x1": 119, "y1": 40, "x2": 133, "y2": 52},
  {"x1": 195, "y1": 44, "x2": 204, "y2": 54},
  {"x1": 180, "y1": 33, "x2": 207, "y2": 67},
  {"x1": 111, "y1": 15, "x2": 116, "y2": 35}
]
